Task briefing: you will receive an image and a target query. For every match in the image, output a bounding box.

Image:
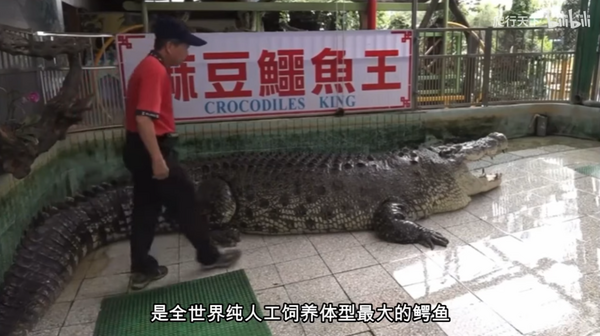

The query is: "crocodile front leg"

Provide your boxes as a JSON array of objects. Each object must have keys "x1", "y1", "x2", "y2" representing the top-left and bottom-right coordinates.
[{"x1": 373, "y1": 201, "x2": 449, "y2": 249}]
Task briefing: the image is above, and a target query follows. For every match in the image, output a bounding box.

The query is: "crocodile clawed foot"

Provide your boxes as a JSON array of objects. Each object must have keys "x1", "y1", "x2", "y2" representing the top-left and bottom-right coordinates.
[
  {"x1": 418, "y1": 228, "x2": 450, "y2": 250},
  {"x1": 373, "y1": 201, "x2": 451, "y2": 249}
]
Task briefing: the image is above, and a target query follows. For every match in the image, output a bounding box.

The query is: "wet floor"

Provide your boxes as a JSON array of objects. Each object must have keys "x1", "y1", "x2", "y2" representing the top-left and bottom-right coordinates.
[{"x1": 29, "y1": 136, "x2": 600, "y2": 336}]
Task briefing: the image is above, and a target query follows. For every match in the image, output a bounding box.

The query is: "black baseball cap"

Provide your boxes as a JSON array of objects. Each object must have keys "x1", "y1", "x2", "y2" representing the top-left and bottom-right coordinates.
[{"x1": 152, "y1": 16, "x2": 207, "y2": 47}]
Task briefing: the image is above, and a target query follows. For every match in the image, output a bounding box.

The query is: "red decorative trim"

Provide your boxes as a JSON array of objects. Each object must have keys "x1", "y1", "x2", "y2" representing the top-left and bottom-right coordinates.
[{"x1": 116, "y1": 34, "x2": 147, "y2": 97}]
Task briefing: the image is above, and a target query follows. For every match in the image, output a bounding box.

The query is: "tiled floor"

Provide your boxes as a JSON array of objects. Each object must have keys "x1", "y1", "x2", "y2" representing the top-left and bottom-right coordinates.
[{"x1": 30, "y1": 139, "x2": 600, "y2": 336}]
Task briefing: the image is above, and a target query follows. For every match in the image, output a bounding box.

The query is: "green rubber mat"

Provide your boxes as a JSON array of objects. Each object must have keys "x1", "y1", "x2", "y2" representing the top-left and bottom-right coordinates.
[
  {"x1": 574, "y1": 164, "x2": 600, "y2": 179},
  {"x1": 94, "y1": 270, "x2": 272, "y2": 336}
]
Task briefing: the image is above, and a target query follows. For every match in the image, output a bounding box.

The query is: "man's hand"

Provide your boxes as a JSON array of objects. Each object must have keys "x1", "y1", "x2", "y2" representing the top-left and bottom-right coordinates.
[{"x1": 152, "y1": 158, "x2": 169, "y2": 180}]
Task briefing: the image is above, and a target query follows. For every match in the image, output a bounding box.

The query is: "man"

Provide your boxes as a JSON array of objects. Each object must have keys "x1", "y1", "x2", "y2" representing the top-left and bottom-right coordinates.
[{"x1": 122, "y1": 16, "x2": 241, "y2": 290}]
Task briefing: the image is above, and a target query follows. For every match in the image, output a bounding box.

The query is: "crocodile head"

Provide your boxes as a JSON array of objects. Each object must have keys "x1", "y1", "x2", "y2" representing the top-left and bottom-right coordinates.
[{"x1": 441, "y1": 132, "x2": 508, "y2": 196}]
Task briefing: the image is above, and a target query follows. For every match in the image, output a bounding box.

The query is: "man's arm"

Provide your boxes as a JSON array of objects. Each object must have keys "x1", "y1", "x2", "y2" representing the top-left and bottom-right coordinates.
[
  {"x1": 135, "y1": 65, "x2": 166, "y2": 162},
  {"x1": 136, "y1": 116, "x2": 163, "y2": 162}
]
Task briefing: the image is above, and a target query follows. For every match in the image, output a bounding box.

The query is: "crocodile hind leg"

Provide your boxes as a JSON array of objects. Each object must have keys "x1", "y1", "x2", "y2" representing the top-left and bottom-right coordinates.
[
  {"x1": 373, "y1": 201, "x2": 449, "y2": 249},
  {"x1": 162, "y1": 177, "x2": 240, "y2": 247},
  {"x1": 162, "y1": 206, "x2": 240, "y2": 248},
  {"x1": 196, "y1": 178, "x2": 240, "y2": 247}
]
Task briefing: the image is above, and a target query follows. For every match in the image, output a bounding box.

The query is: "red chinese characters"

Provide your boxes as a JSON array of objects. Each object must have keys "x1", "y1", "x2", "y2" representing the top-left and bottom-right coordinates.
[
  {"x1": 362, "y1": 50, "x2": 402, "y2": 91},
  {"x1": 168, "y1": 55, "x2": 198, "y2": 102},
  {"x1": 203, "y1": 52, "x2": 252, "y2": 99},
  {"x1": 257, "y1": 49, "x2": 305, "y2": 97},
  {"x1": 311, "y1": 48, "x2": 355, "y2": 95}
]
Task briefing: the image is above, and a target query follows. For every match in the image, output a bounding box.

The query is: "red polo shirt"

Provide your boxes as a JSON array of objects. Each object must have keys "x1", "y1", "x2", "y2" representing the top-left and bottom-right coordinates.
[{"x1": 125, "y1": 53, "x2": 175, "y2": 136}]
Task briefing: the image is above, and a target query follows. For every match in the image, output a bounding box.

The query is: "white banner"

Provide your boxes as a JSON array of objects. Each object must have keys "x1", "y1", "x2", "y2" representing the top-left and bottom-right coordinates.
[{"x1": 116, "y1": 30, "x2": 412, "y2": 121}]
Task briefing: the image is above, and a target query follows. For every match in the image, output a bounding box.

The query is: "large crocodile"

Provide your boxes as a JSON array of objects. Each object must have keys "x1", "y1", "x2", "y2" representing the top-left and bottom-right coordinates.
[
  {"x1": 0, "y1": 132, "x2": 507, "y2": 336},
  {"x1": 191, "y1": 132, "x2": 507, "y2": 247}
]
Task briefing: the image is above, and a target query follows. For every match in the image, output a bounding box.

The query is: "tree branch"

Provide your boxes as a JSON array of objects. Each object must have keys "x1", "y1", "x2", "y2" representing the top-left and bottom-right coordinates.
[
  {"x1": 0, "y1": 25, "x2": 93, "y2": 179},
  {"x1": 419, "y1": 0, "x2": 441, "y2": 29}
]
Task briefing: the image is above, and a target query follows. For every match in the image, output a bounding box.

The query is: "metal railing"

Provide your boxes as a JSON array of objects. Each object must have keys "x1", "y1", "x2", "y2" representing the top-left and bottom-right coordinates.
[
  {"x1": 415, "y1": 26, "x2": 576, "y2": 109},
  {"x1": 0, "y1": 26, "x2": 578, "y2": 131}
]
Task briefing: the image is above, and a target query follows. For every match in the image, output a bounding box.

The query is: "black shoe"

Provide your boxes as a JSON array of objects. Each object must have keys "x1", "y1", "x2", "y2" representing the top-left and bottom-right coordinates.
[
  {"x1": 200, "y1": 249, "x2": 242, "y2": 271},
  {"x1": 130, "y1": 265, "x2": 169, "y2": 290}
]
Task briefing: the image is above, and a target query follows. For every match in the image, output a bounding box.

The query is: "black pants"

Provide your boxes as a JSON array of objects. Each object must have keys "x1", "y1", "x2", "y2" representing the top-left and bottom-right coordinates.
[{"x1": 122, "y1": 132, "x2": 220, "y2": 273}]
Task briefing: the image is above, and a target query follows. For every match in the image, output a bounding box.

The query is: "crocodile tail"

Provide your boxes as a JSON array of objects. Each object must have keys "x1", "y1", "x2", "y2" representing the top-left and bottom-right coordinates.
[{"x1": 0, "y1": 179, "x2": 134, "y2": 336}]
